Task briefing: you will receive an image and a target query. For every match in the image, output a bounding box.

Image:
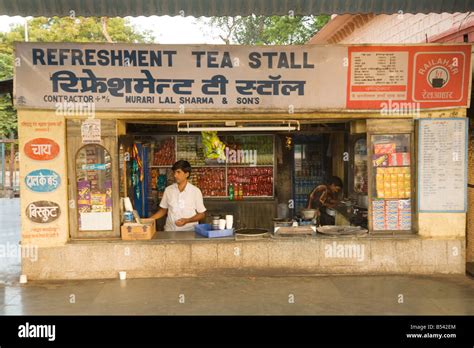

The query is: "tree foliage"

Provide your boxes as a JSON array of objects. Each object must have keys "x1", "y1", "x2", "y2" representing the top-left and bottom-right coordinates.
[{"x1": 210, "y1": 15, "x2": 330, "y2": 45}]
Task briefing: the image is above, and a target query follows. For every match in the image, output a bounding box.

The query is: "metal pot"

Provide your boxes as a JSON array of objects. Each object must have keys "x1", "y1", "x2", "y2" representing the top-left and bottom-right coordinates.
[
  {"x1": 325, "y1": 208, "x2": 336, "y2": 217},
  {"x1": 301, "y1": 209, "x2": 318, "y2": 220}
]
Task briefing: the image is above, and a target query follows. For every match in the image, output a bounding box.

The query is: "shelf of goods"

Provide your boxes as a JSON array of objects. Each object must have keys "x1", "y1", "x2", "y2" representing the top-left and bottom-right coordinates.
[
  {"x1": 371, "y1": 136, "x2": 412, "y2": 231},
  {"x1": 149, "y1": 134, "x2": 275, "y2": 199}
]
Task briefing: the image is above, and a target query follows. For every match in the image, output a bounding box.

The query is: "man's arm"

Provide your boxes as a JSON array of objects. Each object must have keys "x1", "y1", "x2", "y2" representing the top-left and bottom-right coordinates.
[
  {"x1": 175, "y1": 211, "x2": 206, "y2": 227},
  {"x1": 151, "y1": 188, "x2": 169, "y2": 220},
  {"x1": 307, "y1": 185, "x2": 325, "y2": 209},
  {"x1": 150, "y1": 207, "x2": 168, "y2": 220}
]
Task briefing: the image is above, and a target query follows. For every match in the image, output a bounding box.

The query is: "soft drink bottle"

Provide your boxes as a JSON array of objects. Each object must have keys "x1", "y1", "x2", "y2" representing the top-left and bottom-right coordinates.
[{"x1": 229, "y1": 183, "x2": 234, "y2": 201}]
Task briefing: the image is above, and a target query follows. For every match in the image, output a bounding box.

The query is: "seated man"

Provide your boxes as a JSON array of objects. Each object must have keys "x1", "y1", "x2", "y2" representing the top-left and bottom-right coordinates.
[{"x1": 150, "y1": 160, "x2": 206, "y2": 231}]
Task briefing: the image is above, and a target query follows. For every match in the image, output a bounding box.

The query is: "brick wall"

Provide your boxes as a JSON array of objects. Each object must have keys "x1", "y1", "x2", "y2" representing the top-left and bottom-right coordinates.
[{"x1": 339, "y1": 13, "x2": 472, "y2": 44}]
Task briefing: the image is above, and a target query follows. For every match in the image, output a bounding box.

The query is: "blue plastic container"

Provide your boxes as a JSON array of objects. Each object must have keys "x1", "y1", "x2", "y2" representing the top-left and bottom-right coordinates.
[{"x1": 195, "y1": 224, "x2": 234, "y2": 238}]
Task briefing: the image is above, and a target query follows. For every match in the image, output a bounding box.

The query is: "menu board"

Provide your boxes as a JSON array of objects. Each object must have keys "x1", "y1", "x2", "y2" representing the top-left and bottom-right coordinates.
[{"x1": 418, "y1": 118, "x2": 468, "y2": 212}]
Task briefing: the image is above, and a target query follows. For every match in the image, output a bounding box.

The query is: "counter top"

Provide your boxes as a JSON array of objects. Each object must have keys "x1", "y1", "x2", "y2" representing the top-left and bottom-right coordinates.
[
  {"x1": 153, "y1": 230, "x2": 235, "y2": 241},
  {"x1": 69, "y1": 229, "x2": 419, "y2": 244}
]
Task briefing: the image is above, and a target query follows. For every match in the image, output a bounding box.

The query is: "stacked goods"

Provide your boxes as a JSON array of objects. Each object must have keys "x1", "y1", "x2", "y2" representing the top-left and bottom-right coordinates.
[
  {"x1": 399, "y1": 200, "x2": 412, "y2": 230},
  {"x1": 85, "y1": 148, "x2": 99, "y2": 190},
  {"x1": 372, "y1": 200, "x2": 385, "y2": 230},
  {"x1": 372, "y1": 199, "x2": 412, "y2": 230},
  {"x1": 227, "y1": 167, "x2": 273, "y2": 196},
  {"x1": 152, "y1": 168, "x2": 173, "y2": 199},
  {"x1": 376, "y1": 167, "x2": 411, "y2": 199},
  {"x1": 385, "y1": 200, "x2": 400, "y2": 230},
  {"x1": 77, "y1": 180, "x2": 91, "y2": 213},
  {"x1": 374, "y1": 143, "x2": 396, "y2": 155},
  {"x1": 178, "y1": 136, "x2": 194, "y2": 164},
  {"x1": 105, "y1": 180, "x2": 112, "y2": 211},
  {"x1": 91, "y1": 193, "x2": 107, "y2": 212},
  {"x1": 153, "y1": 137, "x2": 175, "y2": 166},
  {"x1": 225, "y1": 135, "x2": 273, "y2": 165},
  {"x1": 254, "y1": 136, "x2": 273, "y2": 165},
  {"x1": 388, "y1": 152, "x2": 410, "y2": 166},
  {"x1": 191, "y1": 168, "x2": 226, "y2": 197},
  {"x1": 177, "y1": 135, "x2": 206, "y2": 166},
  {"x1": 150, "y1": 168, "x2": 158, "y2": 190}
]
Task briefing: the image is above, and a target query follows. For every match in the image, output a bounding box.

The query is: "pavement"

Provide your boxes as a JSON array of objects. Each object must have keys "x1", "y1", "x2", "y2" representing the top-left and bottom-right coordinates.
[
  {"x1": 1, "y1": 197, "x2": 474, "y2": 315},
  {"x1": 0, "y1": 274, "x2": 473, "y2": 315},
  {"x1": 0, "y1": 198, "x2": 21, "y2": 285}
]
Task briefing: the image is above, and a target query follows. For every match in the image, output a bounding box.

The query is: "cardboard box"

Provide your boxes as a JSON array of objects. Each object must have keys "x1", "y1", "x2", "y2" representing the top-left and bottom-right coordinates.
[{"x1": 121, "y1": 218, "x2": 156, "y2": 240}]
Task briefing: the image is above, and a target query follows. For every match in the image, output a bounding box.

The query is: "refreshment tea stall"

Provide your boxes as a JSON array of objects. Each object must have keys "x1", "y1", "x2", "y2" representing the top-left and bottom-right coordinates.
[{"x1": 15, "y1": 42, "x2": 471, "y2": 279}]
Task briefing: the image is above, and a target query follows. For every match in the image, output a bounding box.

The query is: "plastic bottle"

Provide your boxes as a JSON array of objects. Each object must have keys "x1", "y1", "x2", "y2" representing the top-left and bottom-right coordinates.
[
  {"x1": 238, "y1": 183, "x2": 244, "y2": 199},
  {"x1": 235, "y1": 183, "x2": 240, "y2": 200},
  {"x1": 229, "y1": 183, "x2": 234, "y2": 201}
]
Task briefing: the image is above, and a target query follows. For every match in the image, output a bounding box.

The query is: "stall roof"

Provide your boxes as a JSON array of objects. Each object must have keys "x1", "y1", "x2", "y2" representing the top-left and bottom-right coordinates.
[{"x1": 0, "y1": 0, "x2": 473, "y2": 17}]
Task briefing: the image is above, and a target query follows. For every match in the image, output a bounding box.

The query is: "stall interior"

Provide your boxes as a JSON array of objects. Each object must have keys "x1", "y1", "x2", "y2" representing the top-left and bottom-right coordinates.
[{"x1": 118, "y1": 121, "x2": 375, "y2": 235}]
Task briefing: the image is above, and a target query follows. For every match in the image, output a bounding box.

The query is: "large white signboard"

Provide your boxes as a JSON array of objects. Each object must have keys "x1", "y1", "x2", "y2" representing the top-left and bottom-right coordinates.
[
  {"x1": 14, "y1": 43, "x2": 472, "y2": 112},
  {"x1": 418, "y1": 118, "x2": 468, "y2": 212}
]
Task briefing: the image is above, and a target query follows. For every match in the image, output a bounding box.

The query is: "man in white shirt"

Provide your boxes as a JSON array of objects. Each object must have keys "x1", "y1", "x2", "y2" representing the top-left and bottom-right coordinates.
[{"x1": 150, "y1": 160, "x2": 206, "y2": 231}]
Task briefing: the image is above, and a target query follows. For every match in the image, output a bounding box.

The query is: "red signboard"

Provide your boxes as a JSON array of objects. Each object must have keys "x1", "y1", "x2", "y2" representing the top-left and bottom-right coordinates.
[
  {"x1": 24, "y1": 138, "x2": 60, "y2": 161},
  {"x1": 346, "y1": 45, "x2": 472, "y2": 109}
]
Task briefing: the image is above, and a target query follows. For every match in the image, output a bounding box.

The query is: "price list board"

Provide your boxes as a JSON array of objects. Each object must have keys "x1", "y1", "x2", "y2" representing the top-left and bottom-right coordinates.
[
  {"x1": 418, "y1": 118, "x2": 468, "y2": 212},
  {"x1": 349, "y1": 51, "x2": 408, "y2": 101}
]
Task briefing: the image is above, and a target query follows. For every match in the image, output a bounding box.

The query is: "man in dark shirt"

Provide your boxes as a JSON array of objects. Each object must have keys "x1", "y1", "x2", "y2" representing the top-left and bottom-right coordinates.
[{"x1": 307, "y1": 176, "x2": 343, "y2": 226}]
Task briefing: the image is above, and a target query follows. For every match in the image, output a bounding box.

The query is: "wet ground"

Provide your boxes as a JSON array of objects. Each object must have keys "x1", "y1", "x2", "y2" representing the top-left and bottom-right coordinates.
[
  {"x1": 1, "y1": 198, "x2": 474, "y2": 315},
  {"x1": 1, "y1": 274, "x2": 474, "y2": 315}
]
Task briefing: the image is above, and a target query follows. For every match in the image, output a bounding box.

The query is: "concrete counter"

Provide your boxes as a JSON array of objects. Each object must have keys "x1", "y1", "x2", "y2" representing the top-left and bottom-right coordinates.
[{"x1": 22, "y1": 233, "x2": 466, "y2": 280}]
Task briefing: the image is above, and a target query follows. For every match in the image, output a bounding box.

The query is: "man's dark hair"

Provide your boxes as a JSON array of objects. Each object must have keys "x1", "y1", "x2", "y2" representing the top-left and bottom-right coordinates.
[
  {"x1": 172, "y1": 160, "x2": 192, "y2": 175},
  {"x1": 328, "y1": 176, "x2": 343, "y2": 189}
]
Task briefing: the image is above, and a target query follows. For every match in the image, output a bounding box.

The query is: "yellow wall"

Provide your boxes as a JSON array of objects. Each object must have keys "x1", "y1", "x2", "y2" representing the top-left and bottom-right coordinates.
[
  {"x1": 467, "y1": 132, "x2": 474, "y2": 261},
  {"x1": 18, "y1": 110, "x2": 69, "y2": 247},
  {"x1": 418, "y1": 213, "x2": 466, "y2": 238}
]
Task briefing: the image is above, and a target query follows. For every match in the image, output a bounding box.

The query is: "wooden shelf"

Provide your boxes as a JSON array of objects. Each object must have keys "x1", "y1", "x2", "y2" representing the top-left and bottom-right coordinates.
[{"x1": 227, "y1": 164, "x2": 273, "y2": 167}]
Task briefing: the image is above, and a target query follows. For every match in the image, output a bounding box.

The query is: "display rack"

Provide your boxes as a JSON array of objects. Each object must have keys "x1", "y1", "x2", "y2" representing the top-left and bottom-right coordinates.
[{"x1": 148, "y1": 134, "x2": 276, "y2": 199}]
